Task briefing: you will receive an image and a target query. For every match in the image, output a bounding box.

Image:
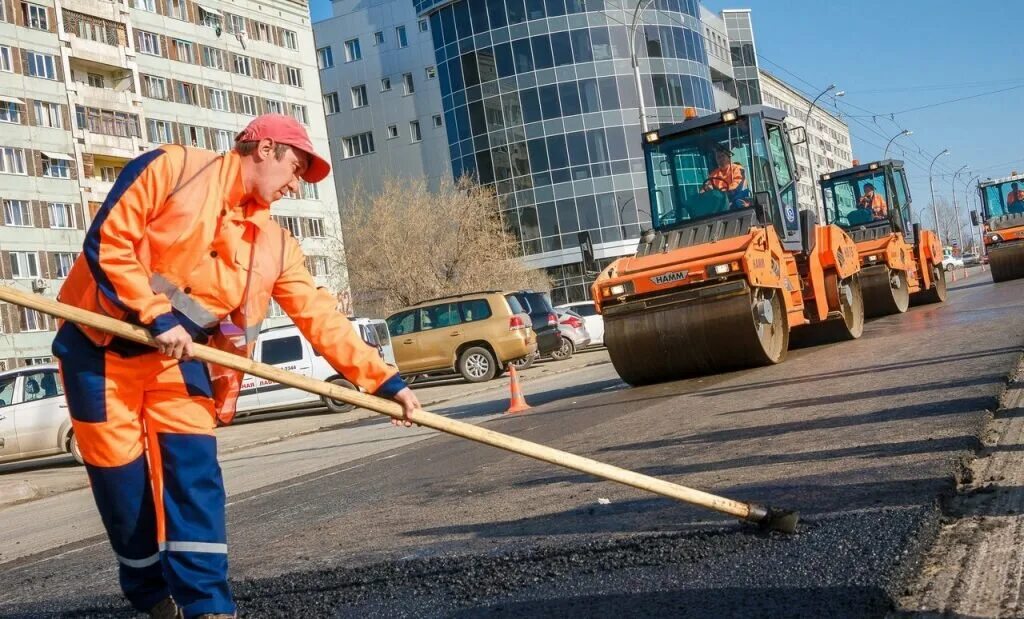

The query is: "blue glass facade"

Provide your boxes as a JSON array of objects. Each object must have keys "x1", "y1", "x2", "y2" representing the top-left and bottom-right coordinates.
[{"x1": 421, "y1": 0, "x2": 715, "y2": 303}]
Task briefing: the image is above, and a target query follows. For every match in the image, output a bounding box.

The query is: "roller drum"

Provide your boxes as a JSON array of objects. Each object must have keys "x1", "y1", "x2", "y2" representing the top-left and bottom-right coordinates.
[
  {"x1": 861, "y1": 265, "x2": 910, "y2": 318},
  {"x1": 910, "y1": 264, "x2": 947, "y2": 305},
  {"x1": 791, "y1": 273, "x2": 864, "y2": 348},
  {"x1": 988, "y1": 245, "x2": 1024, "y2": 282}
]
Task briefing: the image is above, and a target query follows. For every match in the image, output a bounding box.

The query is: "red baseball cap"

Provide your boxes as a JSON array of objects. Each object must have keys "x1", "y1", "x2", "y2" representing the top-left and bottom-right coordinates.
[{"x1": 236, "y1": 114, "x2": 331, "y2": 183}]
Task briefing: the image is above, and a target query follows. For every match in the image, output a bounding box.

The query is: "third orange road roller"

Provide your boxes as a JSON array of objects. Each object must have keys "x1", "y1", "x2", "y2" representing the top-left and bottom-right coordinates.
[
  {"x1": 975, "y1": 172, "x2": 1024, "y2": 282},
  {"x1": 818, "y1": 159, "x2": 947, "y2": 316},
  {"x1": 592, "y1": 106, "x2": 864, "y2": 386}
]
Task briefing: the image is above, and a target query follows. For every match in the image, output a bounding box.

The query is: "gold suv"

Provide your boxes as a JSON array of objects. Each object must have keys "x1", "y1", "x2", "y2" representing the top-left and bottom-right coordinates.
[{"x1": 385, "y1": 291, "x2": 537, "y2": 382}]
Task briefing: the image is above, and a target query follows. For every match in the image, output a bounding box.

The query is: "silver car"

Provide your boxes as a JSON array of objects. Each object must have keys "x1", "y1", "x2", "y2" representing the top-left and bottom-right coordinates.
[
  {"x1": 0, "y1": 364, "x2": 80, "y2": 465},
  {"x1": 551, "y1": 308, "x2": 592, "y2": 361}
]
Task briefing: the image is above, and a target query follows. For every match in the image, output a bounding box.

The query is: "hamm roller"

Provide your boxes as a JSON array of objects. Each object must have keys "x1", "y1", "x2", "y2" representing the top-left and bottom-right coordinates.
[
  {"x1": 975, "y1": 172, "x2": 1024, "y2": 282},
  {"x1": 593, "y1": 106, "x2": 865, "y2": 386},
  {"x1": 818, "y1": 159, "x2": 946, "y2": 317}
]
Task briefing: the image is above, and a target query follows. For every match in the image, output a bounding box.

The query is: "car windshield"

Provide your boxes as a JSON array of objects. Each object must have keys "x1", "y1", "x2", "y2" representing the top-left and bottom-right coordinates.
[
  {"x1": 646, "y1": 117, "x2": 764, "y2": 229},
  {"x1": 981, "y1": 179, "x2": 1024, "y2": 218},
  {"x1": 821, "y1": 170, "x2": 890, "y2": 228}
]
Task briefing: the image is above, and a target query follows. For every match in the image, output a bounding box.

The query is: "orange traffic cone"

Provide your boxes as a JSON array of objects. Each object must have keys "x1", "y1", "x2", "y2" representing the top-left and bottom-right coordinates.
[{"x1": 505, "y1": 363, "x2": 531, "y2": 414}]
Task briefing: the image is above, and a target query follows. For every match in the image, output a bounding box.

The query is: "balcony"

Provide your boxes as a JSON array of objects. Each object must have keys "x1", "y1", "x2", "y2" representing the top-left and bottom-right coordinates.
[
  {"x1": 81, "y1": 131, "x2": 144, "y2": 159},
  {"x1": 67, "y1": 36, "x2": 131, "y2": 71},
  {"x1": 68, "y1": 82, "x2": 139, "y2": 112},
  {"x1": 61, "y1": 0, "x2": 123, "y2": 21}
]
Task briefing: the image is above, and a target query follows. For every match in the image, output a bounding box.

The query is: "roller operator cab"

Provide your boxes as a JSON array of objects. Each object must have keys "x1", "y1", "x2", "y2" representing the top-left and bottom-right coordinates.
[
  {"x1": 592, "y1": 106, "x2": 865, "y2": 386},
  {"x1": 976, "y1": 172, "x2": 1024, "y2": 282},
  {"x1": 819, "y1": 160, "x2": 947, "y2": 316}
]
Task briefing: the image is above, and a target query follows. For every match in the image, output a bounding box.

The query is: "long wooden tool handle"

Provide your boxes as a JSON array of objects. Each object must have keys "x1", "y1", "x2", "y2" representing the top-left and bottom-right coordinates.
[{"x1": 0, "y1": 285, "x2": 764, "y2": 523}]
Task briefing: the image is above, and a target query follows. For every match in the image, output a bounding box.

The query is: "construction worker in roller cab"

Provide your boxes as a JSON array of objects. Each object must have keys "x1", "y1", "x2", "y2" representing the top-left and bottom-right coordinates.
[
  {"x1": 51, "y1": 114, "x2": 422, "y2": 619},
  {"x1": 701, "y1": 144, "x2": 751, "y2": 209},
  {"x1": 1008, "y1": 182, "x2": 1024, "y2": 213},
  {"x1": 858, "y1": 182, "x2": 888, "y2": 220}
]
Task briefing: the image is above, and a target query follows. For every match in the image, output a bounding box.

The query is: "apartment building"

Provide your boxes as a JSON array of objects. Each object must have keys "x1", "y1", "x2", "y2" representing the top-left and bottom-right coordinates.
[{"x1": 0, "y1": 0, "x2": 342, "y2": 369}]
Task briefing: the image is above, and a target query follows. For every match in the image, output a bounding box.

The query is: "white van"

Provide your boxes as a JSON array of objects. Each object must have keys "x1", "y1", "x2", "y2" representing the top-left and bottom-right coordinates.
[{"x1": 236, "y1": 318, "x2": 395, "y2": 417}]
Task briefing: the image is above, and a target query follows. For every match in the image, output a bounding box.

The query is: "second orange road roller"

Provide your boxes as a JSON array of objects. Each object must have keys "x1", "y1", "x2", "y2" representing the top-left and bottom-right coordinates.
[
  {"x1": 818, "y1": 159, "x2": 947, "y2": 317},
  {"x1": 975, "y1": 172, "x2": 1024, "y2": 282},
  {"x1": 592, "y1": 105, "x2": 864, "y2": 386}
]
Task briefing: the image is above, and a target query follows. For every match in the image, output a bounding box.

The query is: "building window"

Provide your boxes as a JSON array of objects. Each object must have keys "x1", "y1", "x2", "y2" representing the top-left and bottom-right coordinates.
[
  {"x1": 0, "y1": 147, "x2": 27, "y2": 175},
  {"x1": 0, "y1": 46, "x2": 11, "y2": 72},
  {"x1": 373, "y1": 31, "x2": 384, "y2": 45},
  {"x1": 316, "y1": 46, "x2": 333, "y2": 69},
  {"x1": 3, "y1": 200, "x2": 31, "y2": 226},
  {"x1": 300, "y1": 182, "x2": 319, "y2": 200},
  {"x1": 23, "y1": 2, "x2": 48, "y2": 30},
  {"x1": 239, "y1": 94, "x2": 257, "y2": 116},
  {"x1": 425, "y1": 66, "x2": 436, "y2": 80},
  {"x1": 253, "y1": 21, "x2": 271, "y2": 43},
  {"x1": 143, "y1": 75, "x2": 169, "y2": 100},
  {"x1": 182, "y1": 125, "x2": 205, "y2": 148},
  {"x1": 86, "y1": 73, "x2": 104, "y2": 88},
  {"x1": 323, "y1": 92, "x2": 339, "y2": 114},
  {"x1": 233, "y1": 54, "x2": 252, "y2": 77},
  {"x1": 166, "y1": 0, "x2": 185, "y2": 20},
  {"x1": 419, "y1": 19, "x2": 428, "y2": 32},
  {"x1": 147, "y1": 119, "x2": 173, "y2": 143},
  {"x1": 176, "y1": 81, "x2": 198, "y2": 105},
  {"x1": 282, "y1": 30, "x2": 297, "y2": 50},
  {"x1": 264, "y1": 99, "x2": 283, "y2": 114},
  {"x1": 433, "y1": 114, "x2": 443, "y2": 128},
  {"x1": 26, "y1": 52, "x2": 57, "y2": 80},
  {"x1": 409, "y1": 120, "x2": 422, "y2": 143},
  {"x1": 307, "y1": 256, "x2": 328, "y2": 276},
  {"x1": 42, "y1": 154, "x2": 72, "y2": 178},
  {"x1": 290, "y1": 104, "x2": 308, "y2": 124},
  {"x1": 343, "y1": 38, "x2": 361, "y2": 62},
  {"x1": 396, "y1": 26, "x2": 408, "y2": 48},
  {"x1": 100, "y1": 166, "x2": 120, "y2": 181},
  {"x1": 386, "y1": 124, "x2": 398, "y2": 139},
  {"x1": 380, "y1": 77, "x2": 391, "y2": 92},
  {"x1": 133, "y1": 0, "x2": 156, "y2": 12},
  {"x1": 34, "y1": 101, "x2": 62, "y2": 128},
  {"x1": 202, "y1": 46, "x2": 225, "y2": 70},
  {"x1": 0, "y1": 100, "x2": 22, "y2": 123},
  {"x1": 213, "y1": 129, "x2": 232, "y2": 152},
  {"x1": 342, "y1": 132, "x2": 374, "y2": 158},
  {"x1": 351, "y1": 84, "x2": 368, "y2": 108},
  {"x1": 306, "y1": 217, "x2": 324, "y2": 237},
  {"x1": 229, "y1": 14, "x2": 245, "y2": 34},
  {"x1": 75, "y1": 106, "x2": 141, "y2": 137},
  {"x1": 9, "y1": 252, "x2": 39, "y2": 279},
  {"x1": 403, "y1": 73, "x2": 414, "y2": 94},
  {"x1": 20, "y1": 307, "x2": 45, "y2": 331},
  {"x1": 257, "y1": 59, "x2": 279, "y2": 82},
  {"x1": 54, "y1": 252, "x2": 76, "y2": 278},
  {"x1": 49, "y1": 202, "x2": 75, "y2": 229},
  {"x1": 173, "y1": 39, "x2": 194, "y2": 64},
  {"x1": 199, "y1": 6, "x2": 221, "y2": 28},
  {"x1": 137, "y1": 31, "x2": 161, "y2": 56},
  {"x1": 208, "y1": 88, "x2": 229, "y2": 111},
  {"x1": 286, "y1": 67, "x2": 302, "y2": 87},
  {"x1": 274, "y1": 215, "x2": 302, "y2": 236}
]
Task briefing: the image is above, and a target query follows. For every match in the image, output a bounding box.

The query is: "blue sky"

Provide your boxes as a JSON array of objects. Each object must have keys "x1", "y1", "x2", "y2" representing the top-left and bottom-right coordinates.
[{"x1": 310, "y1": 0, "x2": 1022, "y2": 219}]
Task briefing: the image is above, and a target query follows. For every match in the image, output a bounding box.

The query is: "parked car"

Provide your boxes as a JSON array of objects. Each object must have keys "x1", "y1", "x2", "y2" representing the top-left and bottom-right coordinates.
[
  {"x1": 555, "y1": 300, "x2": 604, "y2": 346},
  {"x1": 386, "y1": 291, "x2": 537, "y2": 383},
  {"x1": 237, "y1": 319, "x2": 393, "y2": 417},
  {"x1": 942, "y1": 247, "x2": 965, "y2": 271},
  {"x1": 961, "y1": 252, "x2": 981, "y2": 266},
  {"x1": 551, "y1": 308, "x2": 591, "y2": 360},
  {"x1": 0, "y1": 364, "x2": 80, "y2": 465},
  {"x1": 506, "y1": 290, "x2": 561, "y2": 357}
]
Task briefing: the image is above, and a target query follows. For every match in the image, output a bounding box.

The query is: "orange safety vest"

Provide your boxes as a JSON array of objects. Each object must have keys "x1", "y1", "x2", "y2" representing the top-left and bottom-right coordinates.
[
  {"x1": 859, "y1": 192, "x2": 888, "y2": 218},
  {"x1": 707, "y1": 163, "x2": 745, "y2": 192},
  {"x1": 59, "y1": 146, "x2": 399, "y2": 424}
]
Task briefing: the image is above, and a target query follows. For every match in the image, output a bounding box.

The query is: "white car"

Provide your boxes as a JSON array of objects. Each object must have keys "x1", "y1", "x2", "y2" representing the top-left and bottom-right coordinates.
[
  {"x1": 555, "y1": 300, "x2": 604, "y2": 346},
  {"x1": 237, "y1": 319, "x2": 395, "y2": 417},
  {"x1": 942, "y1": 249, "x2": 964, "y2": 272},
  {"x1": 0, "y1": 364, "x2": 81, "y2": 465}
]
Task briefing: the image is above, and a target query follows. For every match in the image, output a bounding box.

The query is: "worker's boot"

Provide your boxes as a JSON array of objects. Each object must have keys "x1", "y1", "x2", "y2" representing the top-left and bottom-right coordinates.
[{"x1": 148, "y1": 597, "x2": 182, "y2": 619}]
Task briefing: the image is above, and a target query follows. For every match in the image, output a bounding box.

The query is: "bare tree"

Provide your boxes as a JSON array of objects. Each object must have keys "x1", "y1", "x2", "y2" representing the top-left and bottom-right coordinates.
[
  {"x1": 927, "y1": 196, "x2": 976, "y2": 252},
  {"x1": 332, "y1": 177, "x2": 550, "y2": 317}
]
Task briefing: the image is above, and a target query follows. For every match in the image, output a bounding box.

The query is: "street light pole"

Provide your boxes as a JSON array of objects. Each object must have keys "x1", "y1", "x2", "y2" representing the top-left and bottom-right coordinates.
[
  {"x1": 964, "y1": 174, "x2": 982, "y2": 255},
  {"x1": 803, "y1": 85, "x2": 843, "y2": 221},
  {"x1": 951, "y1": 164, "x2": 969, "y2": 255},
  {"x1": 928, "y1": 148, "x2": 950, "y2": 236},
  {"x1": 883, "y1": 129, "x2": 912, "y2": 159},
  {"x1": 629, "y1": 0, "x2": 656, "y2": 134}
]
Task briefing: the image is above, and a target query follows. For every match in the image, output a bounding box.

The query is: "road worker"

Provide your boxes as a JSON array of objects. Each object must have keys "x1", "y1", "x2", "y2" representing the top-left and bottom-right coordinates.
[
  {"x1": 52, "y1": 114, "x2": 421, "y2": 619},
  {"x1": 858, "y1": 182, "x2": 888, "y2": 220},
  {"x1": 701, "y1": 144, "x2": 750, "y2": 209},
  {"x1": 1008, "y1": 182, "x2": 1024, "y2": 213}
]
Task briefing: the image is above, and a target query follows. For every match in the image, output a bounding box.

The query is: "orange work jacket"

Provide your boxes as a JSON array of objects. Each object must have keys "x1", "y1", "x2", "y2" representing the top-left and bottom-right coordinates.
[
  {"x1": 707, "y1": 163, "x2": 746, "y2": 192},
  {"x1": 859, "y1": 193, "x2": 888, "y2": 218}
]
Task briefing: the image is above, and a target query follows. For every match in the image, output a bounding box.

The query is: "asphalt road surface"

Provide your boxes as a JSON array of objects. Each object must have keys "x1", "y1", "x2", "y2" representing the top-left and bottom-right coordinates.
[{"x1": 2, "y1": 270, "x2": 1022, "y2": 618}]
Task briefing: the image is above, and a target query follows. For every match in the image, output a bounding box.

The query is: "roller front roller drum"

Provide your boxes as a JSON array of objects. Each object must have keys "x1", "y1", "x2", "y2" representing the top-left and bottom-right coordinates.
[
  {"x1": 790, "y1": 273, "x2": 864, "y2": 348},
  {"x1": 988, "y1": 244, "x2": 1024, "y2": 283},
  {"x1": 910, "y1": 263, "x2": 947, "y2": 306},
  {"x1": 860, "y1": 265, "x2": 910, "y2": 318},
  {"x1": 604, "y1": 282, "x2": 788, "y2": 386}
]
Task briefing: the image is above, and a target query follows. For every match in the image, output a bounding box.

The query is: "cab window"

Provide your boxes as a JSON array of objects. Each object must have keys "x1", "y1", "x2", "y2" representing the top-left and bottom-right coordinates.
[
  {"x1": 262, "y1": 336, "x2": 303, "y2": 365},
  {"x1": 387, "y1": 310, "x2": 417, "y2": 336},
  {"x1": 460, "y1": 299, "x2": 493, "y2": 322},
  {"x1": 419, "y1": 303, "x2": 461, "y2": 331}
]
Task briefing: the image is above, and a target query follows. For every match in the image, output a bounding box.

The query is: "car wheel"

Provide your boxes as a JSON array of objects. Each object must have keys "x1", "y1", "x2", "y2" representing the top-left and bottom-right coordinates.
[
  {"x1": 550, "y1": 336, "x2": 575, "y2": 361},
  {"x1": 69, "y1": 433, "x2": 84, "y2": 465},
  {"x1": 323, "y1": 378, "x2": 357, "y2": 414},
  {"x1": 458, "y1": 346, "x2": 497, "y2": 382},
  {"x1": 510, "y1": 354, "x2": 535, "y2": 371}
]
